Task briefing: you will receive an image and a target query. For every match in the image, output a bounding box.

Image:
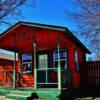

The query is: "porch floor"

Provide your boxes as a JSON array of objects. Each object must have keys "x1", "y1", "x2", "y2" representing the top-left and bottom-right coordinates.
[{"x1": 0, "y1": 88, "x2": 63, "y2": 100}]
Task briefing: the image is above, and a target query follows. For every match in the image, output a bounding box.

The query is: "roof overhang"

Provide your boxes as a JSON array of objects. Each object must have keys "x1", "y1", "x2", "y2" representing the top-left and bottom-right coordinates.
[{"x1": 0, "y1": 21, "x2": 91, "y2": 54}]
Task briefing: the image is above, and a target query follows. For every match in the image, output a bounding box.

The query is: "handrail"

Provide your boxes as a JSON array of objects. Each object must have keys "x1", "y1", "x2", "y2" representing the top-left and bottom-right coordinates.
[
  {"x1": 36, "y1": 67, "x2": 58, "y2": 70},
  {"x1": 0, "y1": 70, "x2": 14, "y2": 88},
  {"x1": 36, "y1": 67, "x2": 61, "y2": 90}
]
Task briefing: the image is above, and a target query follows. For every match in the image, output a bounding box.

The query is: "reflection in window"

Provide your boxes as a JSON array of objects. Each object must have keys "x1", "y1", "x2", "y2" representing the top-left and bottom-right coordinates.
[
  {"x1": 74, "y1": 50, "x2": 79, "y2": 71},
  {"x1": 22, "y1": 53, "x2": 32, "y2": 73}
]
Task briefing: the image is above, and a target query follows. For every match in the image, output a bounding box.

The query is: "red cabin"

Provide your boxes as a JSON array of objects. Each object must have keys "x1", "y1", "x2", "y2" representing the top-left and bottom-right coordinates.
[{"x1": 0, "y1": 21, "x2": 90, "y2": 99}]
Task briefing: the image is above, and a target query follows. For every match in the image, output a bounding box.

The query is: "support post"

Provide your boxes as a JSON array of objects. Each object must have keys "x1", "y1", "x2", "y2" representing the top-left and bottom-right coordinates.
[
  {"x1": 57, "y1": 38, "x2": 61, "y2": 90},
  {"x1": 13, "y1": 49, "x2": 16, "y2": 89},
  {"x1": 33, "y1": 42, "x2": 37, "y2": 89}
]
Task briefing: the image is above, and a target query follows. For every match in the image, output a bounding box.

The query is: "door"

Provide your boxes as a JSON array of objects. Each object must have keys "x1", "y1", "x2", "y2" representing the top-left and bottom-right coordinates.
[{"x1": 37, "y1": 53, "x2": 49, "y2": 87}]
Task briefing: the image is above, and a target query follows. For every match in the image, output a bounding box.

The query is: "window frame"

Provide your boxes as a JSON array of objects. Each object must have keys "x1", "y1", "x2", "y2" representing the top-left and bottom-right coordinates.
[
  {"x1": 21, "y1": 53, "x2": 33, "y2": 74},
  {"x1": 37, "y1": 51, "x2": 50, "y2": 69},
  {"x1": 74, "y1": 49, "x2": 80, "y2": 72},
  {"x1": 52, "y1": 49, "x2": 68, "y2": 70}
]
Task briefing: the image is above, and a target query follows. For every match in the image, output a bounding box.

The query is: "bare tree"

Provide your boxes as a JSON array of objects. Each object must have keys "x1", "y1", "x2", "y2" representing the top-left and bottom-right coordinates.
[
  {"x1": 68, "y1": 0, "x2": 100, "y2": 60},
  {"x1": 0, "y1": 0, "x2": 29, "y2": 25}
]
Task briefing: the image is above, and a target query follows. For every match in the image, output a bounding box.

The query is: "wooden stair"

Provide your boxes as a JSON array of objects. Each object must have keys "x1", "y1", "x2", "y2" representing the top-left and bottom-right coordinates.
[
  {"x1": 6, "y1": 90, "x2": 34, "y2": 100},
  {"x1": 0, "y1": 88, "x2": 61, "y2": 100}
]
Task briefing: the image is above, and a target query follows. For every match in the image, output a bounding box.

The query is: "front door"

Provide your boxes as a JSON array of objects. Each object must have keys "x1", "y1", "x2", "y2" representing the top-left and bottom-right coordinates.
[{"x1": 37, "y1": 53, "x2": 49, "y2": 87}]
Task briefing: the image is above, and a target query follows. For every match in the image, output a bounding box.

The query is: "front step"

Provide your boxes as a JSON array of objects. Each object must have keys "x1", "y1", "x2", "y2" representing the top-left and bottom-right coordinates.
[
  {"x1": 7, "y1": 90, "x2": 60, "y2": 100},
  {"x1": 0, "y1": 88, "x2": 62, "y2": 100},
  {"x1": 6, "y1": 90, "x2": 34, "y2": 100},
  {"x1": 35, "y1": 90, "x2": 60, "y2": 100}
]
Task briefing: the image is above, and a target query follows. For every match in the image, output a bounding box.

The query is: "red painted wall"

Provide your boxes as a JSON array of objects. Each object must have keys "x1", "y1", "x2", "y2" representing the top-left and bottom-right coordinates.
[
  {"x1": 16, "y1": 54, "x2": 34, "y2": 87},
  {"x1": 0, "y1": 24, "x2": 86, "y2": 88},
  {"x1": 0, "y1": 59, "x2": 14, "y2": 87}
]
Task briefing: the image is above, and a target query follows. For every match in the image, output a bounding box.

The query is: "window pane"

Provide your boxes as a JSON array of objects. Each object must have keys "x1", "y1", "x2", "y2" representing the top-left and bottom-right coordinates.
[
  {"x1": 74, "y1": 50, "x2": 79, "y2": 71},
  {"x1": 39, "y1": 54, "x2": 48, "y2": 68},
  {"x1": 22, "y1": 54, "x2": 32, "y2": 62},
  {"x1": 53, "y1": 52, "x2": 58, "y2": 60},
  {"x1": 22, "y1": 63, "x2": 32, "y2": 72},
  {"x1": 22, "y1": 53, "x2": 32, "y2": 73},
  {"x1": 61, "y1": 61, "x2": 66, "y2": 69},
  {"x1": 61, "y1": 51, "x2": 67, "y2": 59},
  {"x1": 53, "y1": 50, "x2": 67, "y2": 69}
]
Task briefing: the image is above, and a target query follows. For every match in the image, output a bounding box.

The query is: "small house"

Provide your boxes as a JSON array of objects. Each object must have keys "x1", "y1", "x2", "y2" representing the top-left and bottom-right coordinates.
[{"x1": 0, "y1": 22, "x2": 90, "y2": 99}]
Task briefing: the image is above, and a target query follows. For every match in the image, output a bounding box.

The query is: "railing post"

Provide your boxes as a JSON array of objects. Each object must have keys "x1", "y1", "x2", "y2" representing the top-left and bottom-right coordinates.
[
  {"x1": 58, "y1": 67, "x2": 61, "y2": 90},
  {"x1": 46, "y1": 67, "x2": 48, "y2": 84},
  {"x1": 13, "y1": 70, "x2": 16, "y2": 89},
  {"x1": 33, "y1": 42, "x2": 37, "y2": 89},
  {"x1": 57, "y1": 37, "x2": 61, "y2": 90},
  {"x1": 5, "y1": 71, "x2": 7, "y2": 83},
  {"x1": 13, "y1": 50, "x2": 16, "y2": 89}
]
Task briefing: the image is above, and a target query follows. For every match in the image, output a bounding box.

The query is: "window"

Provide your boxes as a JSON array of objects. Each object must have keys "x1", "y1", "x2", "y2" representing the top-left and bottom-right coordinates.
[
  {"x1": 21, "y1": 53, "x2": 32, "y2": 73},
  {"x1": 74, "y1": 50, "x2": 79, "y2": 71},
  {"x1": 38, "y1": 54, "x2": 48, "y2": 68},
  {"x1": 53, "y1": 50, "x2": 67, "y2": 69}
]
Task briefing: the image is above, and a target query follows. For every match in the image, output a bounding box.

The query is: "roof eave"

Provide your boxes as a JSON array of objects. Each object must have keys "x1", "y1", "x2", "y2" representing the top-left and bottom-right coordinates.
[{"x1": 65, "y1": 29, "x2": 91, "y2": 54}]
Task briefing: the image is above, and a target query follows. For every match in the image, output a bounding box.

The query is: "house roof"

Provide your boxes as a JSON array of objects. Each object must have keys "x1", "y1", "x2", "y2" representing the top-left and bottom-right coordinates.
[
  {"x1": 0, "y1": 53, "x2": 14, "y2": 61},
  {"x1": 0, "y1": 21, "x2": 91, "y2": 54}
]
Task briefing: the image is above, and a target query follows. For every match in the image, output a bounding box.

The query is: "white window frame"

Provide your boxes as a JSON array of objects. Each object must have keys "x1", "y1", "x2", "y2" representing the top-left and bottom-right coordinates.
[
  {"x1": 21, "y1": 53, "x2": 32, "y2": 74},
  {"x1": 53, "y1": 49, "x2": 68, "y2": 70}
]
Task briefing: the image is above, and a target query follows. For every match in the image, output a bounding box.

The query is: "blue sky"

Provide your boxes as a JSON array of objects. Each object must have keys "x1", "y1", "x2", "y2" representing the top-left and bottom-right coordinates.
[
  {"x1": 0, "y1": 0, "x2": 94, "y2": 60},
  {"x1": 0, "y1": 0, "x2": 77, "y2": 33}
]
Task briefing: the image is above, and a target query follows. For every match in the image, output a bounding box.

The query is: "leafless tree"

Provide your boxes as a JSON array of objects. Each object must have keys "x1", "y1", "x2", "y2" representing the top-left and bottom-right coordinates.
[
  {"x1": 68, "y1": 0, "x2": 100, "y2": 60},
  {"x1": 0, "y1": 0, "x2": 30, "y2": 25}
]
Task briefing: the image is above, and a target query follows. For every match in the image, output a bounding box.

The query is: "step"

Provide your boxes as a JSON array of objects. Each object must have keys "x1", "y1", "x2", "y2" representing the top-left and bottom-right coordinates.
[
  {"x1": 0, "y1": 95, "x2": 16, "y2": 100},
  {"x1": 5, "y1": 90, "x2": 33, "y2": 100},
  {"x1": 35, "y1": 90, "x2": 60, "y2": 100},
  {"x1": 6, "y1": 94, "x2": 31, "y2": 100},
  {"x1": 0, "y1": 89, "x2": 11, "y2": 95},
  {"x1": 10, "y1": 90, "x2": 33, "y2": 95},
  {"x1": 0, "y1": 88, "x2": 61, "y2": 100}
]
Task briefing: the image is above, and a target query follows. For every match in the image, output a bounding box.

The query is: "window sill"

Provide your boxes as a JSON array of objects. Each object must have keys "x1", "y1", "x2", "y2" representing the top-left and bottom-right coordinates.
[{"x1": 21, "y1": 71, "x2": 32, "y2": 74}]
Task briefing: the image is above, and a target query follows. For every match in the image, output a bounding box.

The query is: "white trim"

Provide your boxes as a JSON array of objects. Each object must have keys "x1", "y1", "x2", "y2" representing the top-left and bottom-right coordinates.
[{"x1": 20, "y1": 23, "x2": 66, "y2": 31}]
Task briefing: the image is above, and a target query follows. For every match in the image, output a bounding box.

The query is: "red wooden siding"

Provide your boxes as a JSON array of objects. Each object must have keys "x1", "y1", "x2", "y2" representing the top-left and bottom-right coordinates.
[
  {"x1": 16, "y1": 54, "x2": 34, "y2": 87},
  {"x1": 0, "y1": 59, "x2": 14, "y2": 87},
  {"x1": 81, "y1": 61, "x2": 100, "y2": 90}
]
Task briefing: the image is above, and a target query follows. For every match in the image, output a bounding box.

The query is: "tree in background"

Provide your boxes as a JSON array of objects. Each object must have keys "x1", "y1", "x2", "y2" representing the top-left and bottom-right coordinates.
[
  {"x1": 0, "y1": 0, "x2": 35, "y2": 25},
  {"x1": 68, "y1": 0, "x2": 100, "y2": 60}
]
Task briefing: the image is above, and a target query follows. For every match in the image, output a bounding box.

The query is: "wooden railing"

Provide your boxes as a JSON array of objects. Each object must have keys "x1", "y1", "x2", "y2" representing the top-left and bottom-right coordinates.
[
  {"x1": 35, "y1": 67, "x2": 62, "y2": 90},
  {"x1": 81, "y1": 61, "x2": 100, "y2": 90},
  {"x1": 0, "y1": 70, "x2": 15, "y2": 88}
]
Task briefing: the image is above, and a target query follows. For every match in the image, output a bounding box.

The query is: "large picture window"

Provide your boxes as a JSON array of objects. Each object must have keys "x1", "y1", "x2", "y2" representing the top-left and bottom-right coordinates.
[
  {"x1": 21, "y1": 53, "x2": 32, "y2": 73},
  {"x1": 74, "y1": 50, "x2": 79, "y2": 71},
  {"x1": 53, "y1": 49, "x2": 67, "y2": 70}
]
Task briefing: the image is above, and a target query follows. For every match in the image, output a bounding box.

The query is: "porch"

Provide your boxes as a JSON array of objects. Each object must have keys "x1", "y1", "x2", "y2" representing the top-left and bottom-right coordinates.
[
  {"x1": 0, "y1": 43, "x2": 73, "y2": 100},
  {"x1": 0, "y1": 67, "x2": 70, "y2": 90}
]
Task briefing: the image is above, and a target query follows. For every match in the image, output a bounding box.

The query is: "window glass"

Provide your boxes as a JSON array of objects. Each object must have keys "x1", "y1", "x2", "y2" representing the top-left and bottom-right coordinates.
[
  {"x1": 22, "y1": 53, "x2": 32, "y2": 73},
  {"x1": 38, "y1": 54, "x2": 48, "y2": 69},
  {"x1": 74, "y1": 50, "x2": 79, "y2": 71},
  {"x1": 61, "y1": 50, "x2": 67, "y2": 59},
  {"x1": 53, "y1": 51, "x2": 58, "y2": 60},
  {"x1": 22, "y1": 54, "x2": 32, "y2": 61},
  {"x1": 53, "y1": 50, "x2": 67, "y2": 69}
]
